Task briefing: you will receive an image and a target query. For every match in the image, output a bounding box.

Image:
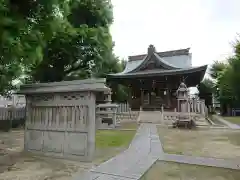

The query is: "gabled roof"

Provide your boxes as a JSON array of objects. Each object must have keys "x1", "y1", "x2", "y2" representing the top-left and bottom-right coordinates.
[
  {"x1": 107, "y1": 45, "x2": 207, "y2": 82},
  {"x1": 128, "y1": 48, "x2": 190, "y2": 61},
  {"x1": 130, "y1": 52, "x2": 179, "y2": 73},
  {"x1": 108, "y1": 65, "x2": 208, "y2": 78},
  {"x1": 118, "y1": 45, "x2": 180, "y2": 75}
]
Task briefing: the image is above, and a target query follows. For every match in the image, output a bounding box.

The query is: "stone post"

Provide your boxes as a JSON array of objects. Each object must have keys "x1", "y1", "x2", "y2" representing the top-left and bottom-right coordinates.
[
  {"x1": 190, "y1": 100, "x2": 193, "y2": 112},
  {"x1": 203, "y1": 100, "x2": 206, "y2": 115},
  {"x1": 193, "y1": 99, "x2": 196, "y2": 112},
  {"x1": 187, "y1": 101, "x2": 190, "y2": 112},
  {"x1": 87, "y1": 91, "x2": 96, "y2": 161},
  {"x1": 161, "y1": 105, "x2": 164, "y2": 123}
]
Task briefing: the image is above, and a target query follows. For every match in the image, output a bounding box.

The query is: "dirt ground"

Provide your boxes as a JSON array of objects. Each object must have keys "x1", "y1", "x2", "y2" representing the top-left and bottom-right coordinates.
[
  {"x1": 0, "y1": 153, "x2": 93, "y2": 180},
  {"x1": 0, "y1": 124, "x2": 137, "y2": 180},
  {"x1": 141, "y1": 161, "x2": 240, "y2": 180},
  {"x1": 157, "y1": 126, "x2": 240, "y2": 160}
]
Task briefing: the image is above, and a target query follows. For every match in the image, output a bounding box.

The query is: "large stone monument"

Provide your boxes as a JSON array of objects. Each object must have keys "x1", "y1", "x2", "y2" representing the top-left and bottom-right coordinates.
[{"x1": 18, "y1": 79, "x2": 110, "y2": 161}]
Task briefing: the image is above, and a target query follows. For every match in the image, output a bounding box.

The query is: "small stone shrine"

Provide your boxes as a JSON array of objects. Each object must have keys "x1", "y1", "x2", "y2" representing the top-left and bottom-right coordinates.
[{"x1": 18, "y1": 79, "x2": 110, "y2": 161}]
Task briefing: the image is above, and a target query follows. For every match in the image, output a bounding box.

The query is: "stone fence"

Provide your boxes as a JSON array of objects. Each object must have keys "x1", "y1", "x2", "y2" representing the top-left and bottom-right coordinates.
[
  {"x1": 0, "y1": 94, "x2": 26, "y2": 107},
  {"x1": 161, "y1": 98, "x2": 208, "y2": 126},
  {"x1": 117, "y1": 103, "x2": 130, "y2": 113},
  {"x1": 161, "y1": 111, "x2": 204, "y2": 125},
  {"x1": 0, "y1": 107, "x2": 25, "y2": 131},
  {"x1": 185, "y1": 99, "x2": 207, "y2": 115},
  {"x1": 0, "y1": 102, "x2": 137, "y2": 131},
  {"x1": 0, "y1": 107, "x2": 25, "y2": 120}
]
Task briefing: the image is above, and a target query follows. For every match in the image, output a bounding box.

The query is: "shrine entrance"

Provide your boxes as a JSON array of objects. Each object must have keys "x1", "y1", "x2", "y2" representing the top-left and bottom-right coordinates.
[{"x1": 142, "y1": 89, "x2": 164, "y2": 110}]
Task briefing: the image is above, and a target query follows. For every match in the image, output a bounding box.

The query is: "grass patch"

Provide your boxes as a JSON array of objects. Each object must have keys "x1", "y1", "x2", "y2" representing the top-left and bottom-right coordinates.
[
  {"x1": 141, "y1": 161, "x2": 240, "y2": 180},
  {"x1": 157, "y1": 126, "x2": 240, "y2": 160},
  {"x1": 94, "y1": 129, "x2": 136, "y2": 163},
  {"x1": 96, "y1": 129, "x2": 136, "y2": 148},
  {"x1": 224, "y1": 116, "x2": 240, "y2": 125}
]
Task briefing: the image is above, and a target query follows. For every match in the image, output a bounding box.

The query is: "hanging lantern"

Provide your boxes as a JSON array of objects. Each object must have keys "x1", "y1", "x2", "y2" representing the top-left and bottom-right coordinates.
[
  {"x1": 152, "y1": 80, "x2": 156, "y2": 89},
  {"x1": 164, "y1": 90, "x2": 166, "y2": 95}
]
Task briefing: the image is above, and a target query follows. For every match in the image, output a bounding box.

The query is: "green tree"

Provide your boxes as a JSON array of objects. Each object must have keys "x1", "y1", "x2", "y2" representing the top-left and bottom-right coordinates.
[
  {"x1": 0, "y1": 0, "x2": 68, "y2": 94},
  {"x1": 210, "y1": 39, "x2": 240, "y2": 114},
  {"x1": 209, "y1": 61, "x2": 226, "y2": 80},
  {"x1": 1, "y1": 0, "x2": 128, "y2": 102},
  {"x1": 197, "y1": 78, "x2": 214, "y2": 106},
  {"x1": 29, "y1": 0, "x2": 114, "y2": 82}
]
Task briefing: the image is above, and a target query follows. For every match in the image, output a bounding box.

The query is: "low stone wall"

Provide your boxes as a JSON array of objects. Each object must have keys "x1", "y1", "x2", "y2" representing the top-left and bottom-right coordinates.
[
  {"x1": 162, "y1": 112, "x2": 206, "y2": 125},
  {"x1": 117, "y1": 111, "x2": 139, "y2": 123}
]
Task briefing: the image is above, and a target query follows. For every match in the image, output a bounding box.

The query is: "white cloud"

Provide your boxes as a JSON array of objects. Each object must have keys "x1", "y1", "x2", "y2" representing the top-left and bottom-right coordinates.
[{"x1": 110, "y1": 0, "x2": 240, "y2": 66}]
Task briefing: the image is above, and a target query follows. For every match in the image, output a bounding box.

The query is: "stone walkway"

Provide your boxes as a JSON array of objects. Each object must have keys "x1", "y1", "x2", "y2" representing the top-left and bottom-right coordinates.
[
  {"x1": 73, "y1": 112, "x2": 240, "y2": 180},
  {"x1": 73, "y1": 124, "x2": 163, "y2": 180},
  {"x1": 163, "y1": 154, "x2": 240, "y2": 170},
  {"x1": 215, "y1": 116, "x2": 240, "y2": 130}
]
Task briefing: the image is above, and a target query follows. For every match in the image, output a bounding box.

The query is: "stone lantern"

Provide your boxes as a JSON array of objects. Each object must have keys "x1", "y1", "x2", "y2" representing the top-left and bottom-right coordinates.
[
  {"x1": 96, "y1": 89, "x2": 119, "y2": 129},
  {"x1": 176, "y1": 82, "x2": 189, "y2": 112},
  {"x1": 104, "y1": 90, "x2": 112, "y2": 103},
  {"x1": 173, "y1": 82, "x2": 195, "y2": 129}
]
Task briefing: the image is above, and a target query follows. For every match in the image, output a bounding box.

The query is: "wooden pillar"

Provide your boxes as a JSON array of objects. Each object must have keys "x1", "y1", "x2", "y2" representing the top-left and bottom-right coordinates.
[
  {"x1": 139, "y1": 79, "x2": 143, "y2": 110},
  {"x1": 140, "y1": 89, "x2": 144, "y2": 110},
  {"x1": 167, "y1": 83, "x2": 171, "y2": 108},
  {"x1": 111, "y1": 82, "x2": 117, "y2": 102},
  {"x1": 128, "y1": 85, "x2": 132, "y2": 108},
  {"x1": 177, "y1": 100, "x2": 179, "y2": 112}
]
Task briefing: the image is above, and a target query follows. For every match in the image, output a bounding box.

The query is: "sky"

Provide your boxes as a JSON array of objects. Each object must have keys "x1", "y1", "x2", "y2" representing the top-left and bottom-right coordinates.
[{"x1": 110, "y1": 0, "x2": 240, "y2": 67}]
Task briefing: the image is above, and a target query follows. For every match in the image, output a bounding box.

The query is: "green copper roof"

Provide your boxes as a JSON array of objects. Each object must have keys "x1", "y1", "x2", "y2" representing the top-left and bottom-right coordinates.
[
  {"x1": 117, "y1": 50, "x2": 179, "y2": 75},
  {"x1": 108, "y1": 45, "x2": 207, "y2": 81},
  {"x1": 108, "y1": 65, "x2": 208, "y2": 78}
]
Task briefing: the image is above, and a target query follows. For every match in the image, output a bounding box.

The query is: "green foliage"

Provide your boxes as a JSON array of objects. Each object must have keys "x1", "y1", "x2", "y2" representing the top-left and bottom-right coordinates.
[
  {"x1": 209, "y1": 61, "x2": 226, "y2": 80},
  {"x1": 217, "y1": 66, "x2": 235, "y2": 105},
  {"x1": 211, "y1": 38, "x2": 240, "y2": 112},
  {"x1": 0, "y1": 0, "x2": 128, "y2": 102},
  {"x1": 197, "y1": 78, "x2": 214, "y2": 106},
  {"x1": 0, "y1": 0, "x2": 127, "y2": 102},
  {"x1": 0, "y1": 0, "x2": 68, "y2": 94},
  {"x1": 28, "y1": 0, "x2": 116, "y2": 82},
  {"x1": 68, "y1": 0, "x2": 113, "y2": 28}
]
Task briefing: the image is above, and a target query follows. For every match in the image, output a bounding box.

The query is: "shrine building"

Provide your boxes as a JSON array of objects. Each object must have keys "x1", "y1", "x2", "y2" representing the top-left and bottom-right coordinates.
[{"x1": 107, "y1": 45, "x2": 207, "y2": 111}]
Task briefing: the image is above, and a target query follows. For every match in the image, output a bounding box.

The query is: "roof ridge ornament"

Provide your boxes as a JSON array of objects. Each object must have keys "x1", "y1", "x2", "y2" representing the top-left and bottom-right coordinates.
[{"x1": 148, "y1": 44, "x2": 156, "y2": 55}]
